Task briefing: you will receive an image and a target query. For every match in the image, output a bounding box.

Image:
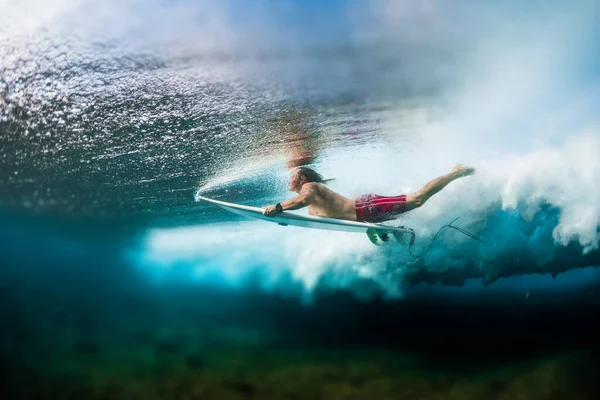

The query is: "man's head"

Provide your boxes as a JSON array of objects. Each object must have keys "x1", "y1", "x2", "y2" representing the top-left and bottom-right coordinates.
[{"x1": 288, "y1": 167, "x2": 324, "y2": 192}]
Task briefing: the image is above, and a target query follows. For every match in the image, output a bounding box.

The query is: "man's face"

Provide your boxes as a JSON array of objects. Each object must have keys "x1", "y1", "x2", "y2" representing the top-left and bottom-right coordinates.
[{"x1": 288, "y1": 170, "x2": 304, "y2": 192}]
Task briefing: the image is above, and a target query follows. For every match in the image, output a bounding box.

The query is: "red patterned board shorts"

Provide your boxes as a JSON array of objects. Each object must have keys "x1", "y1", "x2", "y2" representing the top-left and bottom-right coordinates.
[{"x1": 355, "y1": 194, "x2": 407, "y2": 223}]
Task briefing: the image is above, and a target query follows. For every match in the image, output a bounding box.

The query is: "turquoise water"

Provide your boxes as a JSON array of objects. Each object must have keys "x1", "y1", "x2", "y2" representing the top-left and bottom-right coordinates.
[{"x1": 1, "y1": 0, "x2": 600, "y2": 398}]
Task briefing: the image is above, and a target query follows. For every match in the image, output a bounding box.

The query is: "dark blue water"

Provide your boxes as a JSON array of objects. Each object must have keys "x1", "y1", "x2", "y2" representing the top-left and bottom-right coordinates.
[{"x1": 1, "y1": 0, "x2": 600, "y2": 398}]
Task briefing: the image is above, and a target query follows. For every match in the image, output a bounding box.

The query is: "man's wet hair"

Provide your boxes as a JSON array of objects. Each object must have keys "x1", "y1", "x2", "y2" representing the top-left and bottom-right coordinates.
[{"x1": 296, "y1": 167, "x2": 334, "y2": 184}]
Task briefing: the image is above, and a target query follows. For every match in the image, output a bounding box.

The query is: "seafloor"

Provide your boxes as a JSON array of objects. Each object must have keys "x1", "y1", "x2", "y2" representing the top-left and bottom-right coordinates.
[{"x1": 2, "y1": 281, "x2": 599, "y2": 400}]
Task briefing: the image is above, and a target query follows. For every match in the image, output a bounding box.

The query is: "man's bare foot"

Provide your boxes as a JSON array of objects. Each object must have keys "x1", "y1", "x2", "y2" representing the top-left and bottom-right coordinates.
[{"x1": 451, "y1": 164, "x2": 476, "y2": 177}]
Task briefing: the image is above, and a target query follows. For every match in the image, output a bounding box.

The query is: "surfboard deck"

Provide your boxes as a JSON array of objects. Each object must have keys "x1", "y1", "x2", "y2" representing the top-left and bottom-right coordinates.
[{"x1": 197, "y1": 195, "x2": 412, "y2": 239}]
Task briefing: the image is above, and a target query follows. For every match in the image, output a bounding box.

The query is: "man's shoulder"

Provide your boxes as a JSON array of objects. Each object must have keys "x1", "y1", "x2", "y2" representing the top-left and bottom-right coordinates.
[{"x1": 301, "y1": 182, "x2": 320, "y2": 191}]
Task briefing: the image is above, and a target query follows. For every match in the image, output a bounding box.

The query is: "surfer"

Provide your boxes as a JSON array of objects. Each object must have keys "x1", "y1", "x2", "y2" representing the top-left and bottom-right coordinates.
[{"x1": 263, "y1": 164, "x2": 475, "y2": 223}]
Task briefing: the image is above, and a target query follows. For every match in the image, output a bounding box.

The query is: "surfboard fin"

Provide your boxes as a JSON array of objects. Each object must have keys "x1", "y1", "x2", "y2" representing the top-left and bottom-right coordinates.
[
  {"x1": 366, "y1": 228, "x2": 381, "y2": 245},
  {"x1": 393, "y1": 230, "x2": 413, "y2": 245},
  {"x1": 366, "y1": 228, "x2": 391, "y2": 246}
]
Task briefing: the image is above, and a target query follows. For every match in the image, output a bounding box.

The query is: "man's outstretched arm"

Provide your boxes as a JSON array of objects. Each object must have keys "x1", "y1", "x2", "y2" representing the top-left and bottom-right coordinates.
[{"x1": 263, "y1": 184, "x2": 316, "y2": 217}]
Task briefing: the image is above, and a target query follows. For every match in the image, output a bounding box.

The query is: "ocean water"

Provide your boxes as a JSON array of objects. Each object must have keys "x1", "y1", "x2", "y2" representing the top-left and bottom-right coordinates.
[{"x1": 1, "y1": 0, "x2": 600, "y2": 399}]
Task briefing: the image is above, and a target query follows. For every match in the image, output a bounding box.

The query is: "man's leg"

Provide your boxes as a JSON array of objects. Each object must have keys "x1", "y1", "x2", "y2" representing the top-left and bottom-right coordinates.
[{"x1": 405, "y1": 164, "x2": 475, "y2": 211}]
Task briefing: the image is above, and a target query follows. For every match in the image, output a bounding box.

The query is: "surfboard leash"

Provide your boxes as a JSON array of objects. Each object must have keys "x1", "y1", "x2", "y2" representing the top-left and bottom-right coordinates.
[{"x1": 388, "y1": 217, "x2": 483, "y2": 258}]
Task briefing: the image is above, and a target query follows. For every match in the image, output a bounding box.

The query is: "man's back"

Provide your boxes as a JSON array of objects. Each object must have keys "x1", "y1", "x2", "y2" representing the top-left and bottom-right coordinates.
[{"x1": 305, "y1": 183, "x2": 357, "y2": 221}]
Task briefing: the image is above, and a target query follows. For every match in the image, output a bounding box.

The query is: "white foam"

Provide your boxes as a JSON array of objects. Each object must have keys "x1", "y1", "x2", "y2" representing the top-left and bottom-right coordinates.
[{"x1": 136, "y1": 220, "x2": 385, "y2": 293}]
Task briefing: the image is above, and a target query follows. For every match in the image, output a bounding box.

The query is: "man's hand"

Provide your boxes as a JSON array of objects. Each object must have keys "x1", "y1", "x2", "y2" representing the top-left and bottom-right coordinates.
[
  {"x1": 263, "y1": 205, "x2": 279, "y2": 217},
  {"x1": 262, "y1": 186, "x2": 314, "y2": 216}
]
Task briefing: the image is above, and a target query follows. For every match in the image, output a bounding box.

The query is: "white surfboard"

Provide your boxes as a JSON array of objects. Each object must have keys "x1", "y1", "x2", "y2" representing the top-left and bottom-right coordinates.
[{"x1": 197, "y1": 195, "x2": 414, "y2": 245}]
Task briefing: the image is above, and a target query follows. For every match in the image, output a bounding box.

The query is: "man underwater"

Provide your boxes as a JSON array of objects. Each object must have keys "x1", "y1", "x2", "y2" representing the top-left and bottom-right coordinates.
[{"x1": 263, "y1": 164, "x2": 475, "y2": 223}]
